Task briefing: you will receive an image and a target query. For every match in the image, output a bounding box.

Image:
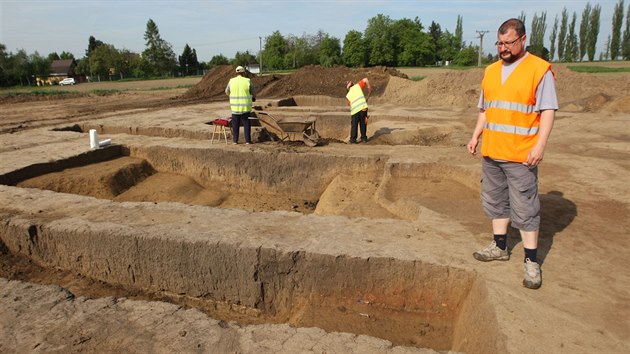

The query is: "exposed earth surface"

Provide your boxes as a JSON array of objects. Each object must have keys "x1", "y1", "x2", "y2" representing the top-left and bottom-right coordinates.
[{"x1": 0, "y1": 63, "x2": 629, "y2": 353}]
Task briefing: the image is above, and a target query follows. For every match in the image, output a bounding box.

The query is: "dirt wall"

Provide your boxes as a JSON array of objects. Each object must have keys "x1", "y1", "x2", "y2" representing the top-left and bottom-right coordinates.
[{"x1": 0, "y1": 188, "x2": 480, "y2": 350}]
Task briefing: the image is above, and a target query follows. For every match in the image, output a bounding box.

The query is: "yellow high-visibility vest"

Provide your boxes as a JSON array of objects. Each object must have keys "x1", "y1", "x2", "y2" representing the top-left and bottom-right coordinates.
[
  {"x1": 229, "y1": 76, "x2": 252, "y2": 113},
  {"x1": 346, "y1": 84, "x2": 368, "y2": 115},
  {"x1": 481, "y1": 54, "x2": 553, "y2": 162}
]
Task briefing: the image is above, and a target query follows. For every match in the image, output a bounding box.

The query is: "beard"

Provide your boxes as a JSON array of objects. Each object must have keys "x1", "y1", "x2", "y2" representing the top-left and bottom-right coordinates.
[{"x1": 500, "y1": 50, "x2": 516, "y2": 63}]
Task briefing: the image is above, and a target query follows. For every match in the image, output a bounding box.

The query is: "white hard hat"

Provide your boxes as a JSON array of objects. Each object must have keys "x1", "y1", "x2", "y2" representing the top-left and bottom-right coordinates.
[{"x1": 236, "y1": 66, "x2": 245, "y2": 73}]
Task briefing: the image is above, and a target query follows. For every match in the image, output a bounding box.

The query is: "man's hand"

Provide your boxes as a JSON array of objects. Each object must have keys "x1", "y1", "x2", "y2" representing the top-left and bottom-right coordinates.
[
  {"x1": 526, "y1": 145, "x2": 545, "y2": 167},
  {"x1": 468, "y1": 110, "x2": 486, "y2": 156},
  {"x1": 467, "y1": 137, "x2": 479, "y2": 155},
  {"x1": 526, "y1": 109, "x2": 555, "y2": 167}
]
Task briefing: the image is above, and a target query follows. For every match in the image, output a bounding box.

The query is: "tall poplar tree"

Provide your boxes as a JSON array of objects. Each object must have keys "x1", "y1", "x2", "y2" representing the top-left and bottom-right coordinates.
[
  {"x1": 622, "y1": 2, "x2": 630, "y2": 59},
  {"x1": 558, "y1": 8, "x2": 569, "y2": 61},
  {"x1": 587, "y1": 4, "x2": 602, "y2": 61},
  {"x1": 530, "y1": 12, "x2": 547, "y2": 59},
  {"x1": 454, "y1": 15, "x2": 463, "y2": 52},
  {"x1": 579, "y1": 3, "x2": 592, "y2": 61},
  {"x1": 565, "y1": 12, "x2": 579, "y2": 62},
  {"x1": 549, "y1": 16, "x2": 559, "y2": 61},
  {"x1": 610, "y1": 0, "x2": 625, "y2": 59}
]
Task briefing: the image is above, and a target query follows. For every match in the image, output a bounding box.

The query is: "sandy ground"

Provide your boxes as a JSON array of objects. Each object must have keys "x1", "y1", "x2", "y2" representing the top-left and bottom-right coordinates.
[{"x1": 0, "y1": 66, "x2": 629, "y2": 353}]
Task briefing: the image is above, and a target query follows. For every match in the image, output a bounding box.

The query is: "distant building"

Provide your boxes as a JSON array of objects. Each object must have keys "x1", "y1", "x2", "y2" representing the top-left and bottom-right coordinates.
[
  {"x1": 37, "y1": 59, "x2": 78, "y2": 86},
  {"x1": 246, "y1": 64, "x2": 260, "y2": 74}
]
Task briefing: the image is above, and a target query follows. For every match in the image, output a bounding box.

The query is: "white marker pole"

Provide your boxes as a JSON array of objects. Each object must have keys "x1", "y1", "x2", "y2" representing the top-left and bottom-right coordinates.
[{"x1": 89, "y1": 129, "x2": 99, "y2": 149}]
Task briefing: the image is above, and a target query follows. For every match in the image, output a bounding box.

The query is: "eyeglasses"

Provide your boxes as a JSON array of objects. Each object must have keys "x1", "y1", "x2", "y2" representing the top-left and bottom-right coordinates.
[{"x1": 495, "y1": 36, "x2": 523, "y2": 48}]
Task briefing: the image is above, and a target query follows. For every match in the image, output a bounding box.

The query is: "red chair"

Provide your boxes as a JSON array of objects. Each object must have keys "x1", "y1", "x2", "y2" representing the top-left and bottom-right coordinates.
[{"x1": 210, "y1": 118, "x2": 231, "y2": 144}]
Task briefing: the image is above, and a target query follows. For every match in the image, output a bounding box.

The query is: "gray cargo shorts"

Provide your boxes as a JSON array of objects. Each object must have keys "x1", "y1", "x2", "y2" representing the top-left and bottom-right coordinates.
[{"x1": 480, "y1": 157, "x2": 540, "y2": 231}]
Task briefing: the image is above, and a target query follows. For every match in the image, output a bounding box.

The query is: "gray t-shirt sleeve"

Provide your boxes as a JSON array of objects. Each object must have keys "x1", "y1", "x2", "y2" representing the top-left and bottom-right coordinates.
[
  {"x1": 534, "y1": 70, "x2": 559, "y2": 112},
  {"x1": 478, "y1": 91, "x2": 485, "y2": 110},
  {"x1": 225, "y1": 82, "x2": 230, "y2": 95}
]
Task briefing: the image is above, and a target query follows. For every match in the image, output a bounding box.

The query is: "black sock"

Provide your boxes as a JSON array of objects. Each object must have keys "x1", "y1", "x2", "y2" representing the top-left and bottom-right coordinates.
[
  {"x1": 493, "y1": 234, "x2": 507, "y2": 250},
  {"x1": 524, "y1": 248, "x2": 538, "y2": 263}
]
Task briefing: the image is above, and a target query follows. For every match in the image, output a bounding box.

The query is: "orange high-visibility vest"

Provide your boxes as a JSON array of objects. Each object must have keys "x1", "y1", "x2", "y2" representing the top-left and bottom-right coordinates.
[{"x1": 481, "y1": 54, "x2": 553, "y2": 162}]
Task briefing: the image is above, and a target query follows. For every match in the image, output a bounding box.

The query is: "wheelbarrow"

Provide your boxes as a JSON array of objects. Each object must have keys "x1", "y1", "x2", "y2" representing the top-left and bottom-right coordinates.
[{"x1": 255, "y1": 111, "x2": 320, "y2": 147}]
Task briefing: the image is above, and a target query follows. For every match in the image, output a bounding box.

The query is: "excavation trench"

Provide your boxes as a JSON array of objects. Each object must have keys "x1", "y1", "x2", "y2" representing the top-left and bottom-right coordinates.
[
  {"x1": 53, "y1": 95, "x2": 461, "y2": 147},
  {"x1": 0, "y1": 143, "x2": 498, "y2": 352}
]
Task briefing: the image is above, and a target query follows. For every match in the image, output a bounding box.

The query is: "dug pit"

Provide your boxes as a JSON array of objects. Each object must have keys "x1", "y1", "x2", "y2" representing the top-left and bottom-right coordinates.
[{"x1": 0, "y1": 142, "x2": 497, "y2": 352}]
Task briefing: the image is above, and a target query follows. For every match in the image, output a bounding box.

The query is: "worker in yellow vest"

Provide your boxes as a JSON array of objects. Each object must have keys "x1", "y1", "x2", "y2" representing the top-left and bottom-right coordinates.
[
  {"x1": 345, "y1": 78, "x2": 372, "y2": 144},
  {"x1": 467, "y1": 18, "x2": 558, "y2": 290},
  {"x1": 225, "y1": 66, "x2": 256, "y2": 144}
]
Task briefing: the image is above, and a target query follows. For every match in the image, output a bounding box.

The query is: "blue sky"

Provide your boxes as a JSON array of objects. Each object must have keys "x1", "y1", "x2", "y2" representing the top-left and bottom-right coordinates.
[{"x1": 0, "y1": 0, "x2": 622, "y2": 62}]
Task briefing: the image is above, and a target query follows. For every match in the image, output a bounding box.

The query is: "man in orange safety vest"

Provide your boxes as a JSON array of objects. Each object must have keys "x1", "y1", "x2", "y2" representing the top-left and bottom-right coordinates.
[{"x1": 467, "y1": 18, "x2": 558, "y2": 290}]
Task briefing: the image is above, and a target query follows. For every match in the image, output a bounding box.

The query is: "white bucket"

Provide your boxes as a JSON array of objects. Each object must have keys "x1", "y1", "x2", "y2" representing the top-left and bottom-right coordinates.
[{"x1": 89, "y1": 129, "x2": 99, "y2": 149}]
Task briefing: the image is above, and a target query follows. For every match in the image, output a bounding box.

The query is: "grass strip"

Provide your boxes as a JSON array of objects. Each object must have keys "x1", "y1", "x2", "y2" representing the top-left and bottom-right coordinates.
[{"x1": 567, "y1": 66, "x2": 630, "y2": 73}]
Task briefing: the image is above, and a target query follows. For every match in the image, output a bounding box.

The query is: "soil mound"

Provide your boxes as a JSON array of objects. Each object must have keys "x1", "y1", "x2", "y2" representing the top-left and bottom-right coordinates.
[
  {"x1": 381, "y1": 64, "x2": 630, "y2": 112},
  {"x1": 381, "y1": 68, "x2": 484, "y2": 108},
  {"x1": 552, "y1": 65, "x2": 630, "y2": 112},
  {"x1": 183, "y1": 64, "x2": 630, "y2": 113},
  {"x1": 182, "y1": 65, "x2": 408, "y2": 101},
  {"x1": 181, "y1": 65, "x2": 279, "y2": 101},
  {"x1": 257, "y1": 65, "x2": 407, "y2": 98}
]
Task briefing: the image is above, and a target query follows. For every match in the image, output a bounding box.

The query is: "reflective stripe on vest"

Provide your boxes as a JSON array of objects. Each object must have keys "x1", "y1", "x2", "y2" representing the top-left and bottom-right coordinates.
[
  {"x1": 484, "y1": 100, "x2": 536, "y2": 114},
  {"x1": 484, "y1": 121, "x2": 539, "y2": 136},
  {"x1": 480, "y1": 54, "x2": 552, "y2": 162},
  {"x1": 229, "y1": 76, "x2": 252, "y2": 113},
  {"x1": 346, "y1": 84, "x2": 368, "y2": 115}
]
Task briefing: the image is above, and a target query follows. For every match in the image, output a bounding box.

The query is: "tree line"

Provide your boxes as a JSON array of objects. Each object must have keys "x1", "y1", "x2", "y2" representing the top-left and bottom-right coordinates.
[{"x1": 1, "y1": 1, "x2": 630, "y2": 87}]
